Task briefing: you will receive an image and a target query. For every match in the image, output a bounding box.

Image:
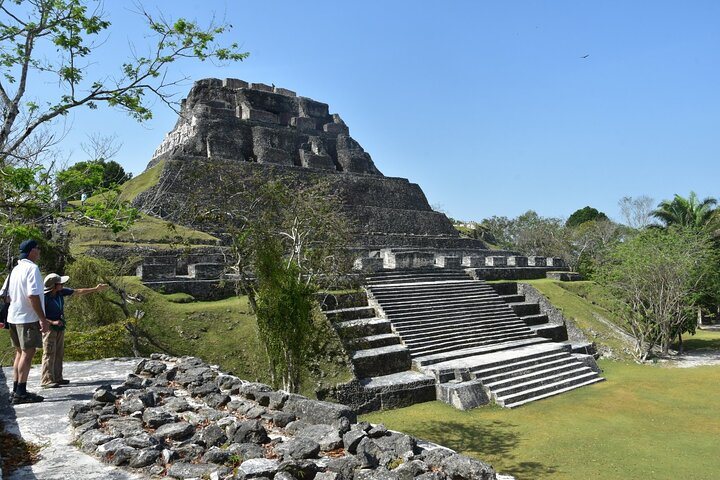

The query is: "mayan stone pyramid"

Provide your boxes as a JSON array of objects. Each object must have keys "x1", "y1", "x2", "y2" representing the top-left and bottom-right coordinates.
[{"x1": 133, "y1": 78, "x2": 485, "y2": 252}]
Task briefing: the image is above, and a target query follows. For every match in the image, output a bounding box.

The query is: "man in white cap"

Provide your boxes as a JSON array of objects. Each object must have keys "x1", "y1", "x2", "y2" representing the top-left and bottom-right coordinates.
[{"x1": 41, "y1": 273, "x2": 108, "y2": 388}]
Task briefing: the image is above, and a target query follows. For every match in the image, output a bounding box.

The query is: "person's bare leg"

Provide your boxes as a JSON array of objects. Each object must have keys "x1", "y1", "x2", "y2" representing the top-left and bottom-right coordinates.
[
  {"x1": 12, "y1": 348, "x2": 21, "y2": 382},
  {"x1": 17, "y1": 348, "x2": 35, "y2": 383}
]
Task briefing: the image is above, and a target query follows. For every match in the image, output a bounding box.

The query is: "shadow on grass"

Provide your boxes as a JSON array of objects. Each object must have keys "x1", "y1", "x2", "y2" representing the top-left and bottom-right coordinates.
[
  {"x1": 679, "y1": 336, "x2": 720, "y2": 352},
  {"x1": 418, "y1": 419, "x2": 558, "y2": 479}
]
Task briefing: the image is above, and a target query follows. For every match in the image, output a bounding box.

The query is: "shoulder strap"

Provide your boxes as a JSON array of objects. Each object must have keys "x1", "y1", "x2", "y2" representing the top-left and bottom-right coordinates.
[{"x1": 1, "y1": 266, "x2": 13, "y2": 301}]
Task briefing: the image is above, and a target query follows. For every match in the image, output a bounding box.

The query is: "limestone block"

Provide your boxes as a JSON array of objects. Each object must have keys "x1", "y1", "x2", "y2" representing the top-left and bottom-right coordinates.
[
  {"x1": 323, "y1": 122, "x2": 349, "y2": 134},
  {"x1": 255, "y1": 147, "x2": 293, "y2": 166},
  {"x1": 250, "y1": 82, "x2": 273, "y2": 92},
  {"x1": 273, "y1": 87, "x2": 296, "y2": 97},
  {"x1": 291, "y1": 116, "x2": 317, "y2": 132},
  {"x1": 195, "y1": 78, "x2": 222, "y2": 88},
  {"x1": 572, "y1": 353, "x2": 601, "y2": 373},
  {"x1": 353, "y1": 257, "x2": 384, "y2": 272},
  {"x1": 137, "y1": 264, "x2": 176, "y2": 281},
  {"x1": 485, "y1": 256, "x2": 507, "y2": 267},
  {"x1": 507, "y1": 256, "x2": 528, "y2": 267},
  {"x1": 527, "y1": 256, "x2": 546, "y2": 266},
  {"x1": 436, "y1": 380, "x2": 489, "y2": 410},
  {"x1": 384, "y1": 251, "x2": 434, "y2": 269},
  {"x1": 435, "y1": 256, "x2": 461, "y2": 269},
  {"x1": 143, "y1": 256, "x2": 176, "y2": 265},
  {"x1": 462, "y1": 255, "x2": 485, "y2": 267},
  {"x1": 547, "y1": 257, "x2": 566, "y2": 267},
  {"x1": 298, "y1": 97, "x2": 330, "y2": 118},
  {"x1": 188, "y1": 263, "x2": 225, "y2": 280},
  {"x1": 241, "y1": 108, "x2": 279, "y2": 124},
  {"x1": 300, "y1": 150, "x2": 335, "y2": 170},
  {"x1": 223, "y1": 78, "x2": 249, "y2": 89}
]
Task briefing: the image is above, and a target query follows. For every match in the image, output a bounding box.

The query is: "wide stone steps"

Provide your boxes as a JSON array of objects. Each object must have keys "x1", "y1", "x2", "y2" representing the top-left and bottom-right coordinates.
[
  {"x1": 414, "y1": 337, "x2": 551, "y2": 368},
  {"x1": 397, "y1": 318, "x2": 530, "y2": 339},
  {"x1": 403, "y1": 324, "x2": 532, "y2": 346},
  {"x1": 480, "y1": 354, "x2": 573, "y2": 384},
  {"x1": 497, "y1": 374, "x2": 605, "y2": 409},
  {"x1": 408, "y1": 332, "x2": 538, "y2": 358},
  {"x1": 475, "y1": 351, "x2": 570, "y2": 381},
  {"x1": 356, "y1": 271, "x2": 603, "y2": 409},
  {"x1": 383, "y1": 304, "x2": 520, "y2": 321},
  {"x1": 389, "y1": 311, "x2": 520, "y2": 329},
  {"x1": 366, "y1": 269, "x2": 472, "y2": 286},
  {"x1": 486, "y1": 365, "x2": 593, "y2": 397},
  {"x1": 375, "y1": 292, "x2": 508, "y2": 310}
]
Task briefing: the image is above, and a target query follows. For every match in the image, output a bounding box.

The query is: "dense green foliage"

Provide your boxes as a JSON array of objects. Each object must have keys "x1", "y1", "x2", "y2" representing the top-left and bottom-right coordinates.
[
  {"x1": 565, "y1": 206, "x2": 609, "y2": 228},
  {"x1": 596, "y1": 228, "x2": 711, "y2": 360},
  {"x1": 56, "y1": 159, "x2": 131, "y2": 201},
  {"x1": 650, "y1": 191, "x2": 718, "y2": 230}
]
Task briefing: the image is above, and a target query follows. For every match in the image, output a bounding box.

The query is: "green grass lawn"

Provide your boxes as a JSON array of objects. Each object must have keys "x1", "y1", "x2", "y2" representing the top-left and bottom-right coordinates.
[{"x1": 364, "y1": 352, "x2": 720, "y2": 480}]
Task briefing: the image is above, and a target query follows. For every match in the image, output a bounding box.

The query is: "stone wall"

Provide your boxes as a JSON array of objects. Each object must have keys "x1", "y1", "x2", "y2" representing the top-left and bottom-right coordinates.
[{"x1": 72, "y1": 355, "x2": 499, "y2": 479}]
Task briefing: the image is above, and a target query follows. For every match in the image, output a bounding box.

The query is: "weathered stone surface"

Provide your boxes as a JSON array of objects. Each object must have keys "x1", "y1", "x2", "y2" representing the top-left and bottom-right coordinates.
[
  {"x1": 155, "y1": 421, "x2": 195, "y2": 441},
  {"x1": 436, "y1": 380, "x2": 490, "y2": 410},
  {"x1": 167, "y1": 461, "x2": 229, "y2": 479},
  {"x1": 232, "y1": 419, "x2": 270, "y2": 444},
  {"x1": 441, "y1": 454, "x2": 495, "y2": 480},
  {"x1": 70, "y1": 355, "x2": 505, "y2": 480},
  {"x1": 275, "y1": 437, "x2": 321, "y2": 460},
  {"x1": 106, "y1": 416, "x2": 145, "y2": 437},
  {"x1": 239, "y1": 458, "x2": 280, "y2": 477},
  {"x1": 142, "y1": 407, "x2": 178, "y2": 428},
  {"x1": 284, "y1": 395, "x2": 357, "y2": 425}
]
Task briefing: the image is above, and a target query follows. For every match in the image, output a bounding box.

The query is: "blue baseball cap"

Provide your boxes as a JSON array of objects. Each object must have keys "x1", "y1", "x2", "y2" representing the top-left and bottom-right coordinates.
[{"x1": 18, "y1": 239, "x2": 39, "y2": 259}]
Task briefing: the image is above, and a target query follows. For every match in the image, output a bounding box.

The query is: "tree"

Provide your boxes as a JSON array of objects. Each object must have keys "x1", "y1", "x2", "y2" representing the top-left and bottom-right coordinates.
[
  {"x1": 56, "y1": 158, "x2": 130, "y2": 200},
  {"x1": 0, "y1": 1, "x2": 246, "y2": 265},
  {"x1": 229, "y1": 178, "x2": 353, "y2": 392},
  {"x1": 565, "y1": 206, "x2": 609, "y2": 228},
  {"x1": 619, "y1": 195, "x2": 655, "y2": 230},
  {"x1": 650, "y1": 192, "x2": 718, "y2": 230},
  {"x1": 0, "y1": 0, "x2": 248, "y2": 165},
  {"x1": 596, "y1": 228, "x2": 711, "y2": 361}
]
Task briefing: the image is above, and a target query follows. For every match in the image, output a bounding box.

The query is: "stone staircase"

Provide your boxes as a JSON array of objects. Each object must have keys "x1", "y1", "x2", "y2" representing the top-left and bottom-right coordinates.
[
  {"x1": 363, "y1": 268, "x2": 604, "y2": 409},
  {"x1": 320, "y1": 292, "x2": 436, "y2": 413}
]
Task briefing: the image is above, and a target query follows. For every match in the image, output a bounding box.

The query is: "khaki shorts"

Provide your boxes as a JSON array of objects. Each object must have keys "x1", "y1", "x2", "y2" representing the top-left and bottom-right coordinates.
[{"x1": 9, "y1": 322, "x2": 43, "y2": 350}]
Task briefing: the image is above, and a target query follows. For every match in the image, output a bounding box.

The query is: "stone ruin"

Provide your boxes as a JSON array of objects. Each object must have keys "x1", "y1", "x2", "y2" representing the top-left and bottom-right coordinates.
[
  {"x1": 73, "y1": 354, "x2": 500, "y2": 479},
  {"x1": 133, "y1": 78, "x2": 485, "y2": 254}
]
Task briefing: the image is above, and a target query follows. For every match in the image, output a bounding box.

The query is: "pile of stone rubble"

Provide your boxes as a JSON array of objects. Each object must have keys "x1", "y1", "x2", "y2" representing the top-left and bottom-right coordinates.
[{"x1": 71, "y1": 354, "x2": 498, "y2": 479}]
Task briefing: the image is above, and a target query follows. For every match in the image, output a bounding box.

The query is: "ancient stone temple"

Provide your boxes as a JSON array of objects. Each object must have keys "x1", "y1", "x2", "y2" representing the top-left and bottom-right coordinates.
[{"x1": 134, "y1": 78, "x2": 485, "y2": 253}]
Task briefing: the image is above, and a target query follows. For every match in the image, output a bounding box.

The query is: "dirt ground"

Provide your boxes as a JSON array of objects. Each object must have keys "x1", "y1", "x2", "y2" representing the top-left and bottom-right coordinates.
[{"x1": 659, "y1": 325, "x2": 720, "y2": 368}]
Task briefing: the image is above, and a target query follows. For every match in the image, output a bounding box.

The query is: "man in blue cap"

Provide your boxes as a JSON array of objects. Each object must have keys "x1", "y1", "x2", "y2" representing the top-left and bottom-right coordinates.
[{"x1": 4, "y1": 240, "x2": 49, "y2": 404}]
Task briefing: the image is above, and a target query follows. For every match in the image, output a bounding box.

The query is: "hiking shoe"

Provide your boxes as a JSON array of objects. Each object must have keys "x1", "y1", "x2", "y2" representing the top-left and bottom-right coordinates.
[
  {"x1": 58, "y1": 379, "x2": 70, "y2": 385},
  {"x1": 12, "y1": 392, "x2": 44, "y2": 404},
  {"x1": 42, "y1": 383, "x2": 60, "y2": 389}
]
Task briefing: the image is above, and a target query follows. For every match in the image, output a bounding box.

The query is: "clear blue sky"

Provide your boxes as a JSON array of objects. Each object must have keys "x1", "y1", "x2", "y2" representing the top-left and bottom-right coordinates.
[{"x1": 52, "y1": 1, "x2": 720, "y2": 223}]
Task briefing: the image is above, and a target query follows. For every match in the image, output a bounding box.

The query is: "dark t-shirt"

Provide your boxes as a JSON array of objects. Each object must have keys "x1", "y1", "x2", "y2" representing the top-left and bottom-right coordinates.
[{"x1": 44, "y1": 288, "x2": 74, "y2": 331}]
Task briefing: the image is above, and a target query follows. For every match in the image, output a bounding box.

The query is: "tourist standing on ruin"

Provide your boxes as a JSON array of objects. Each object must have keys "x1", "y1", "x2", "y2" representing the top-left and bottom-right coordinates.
[
  {"x1": 1, "y1": 240, "x2": 49, "y2": 404},
  {"x1": 41, "y1": 273, "x2": 108, "y2": 388}
]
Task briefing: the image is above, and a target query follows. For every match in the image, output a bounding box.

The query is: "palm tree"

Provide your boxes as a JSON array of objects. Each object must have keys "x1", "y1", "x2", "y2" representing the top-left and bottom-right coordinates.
[{"x1": 650, "y1": 191, "x2": 718, "y2": 230}]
